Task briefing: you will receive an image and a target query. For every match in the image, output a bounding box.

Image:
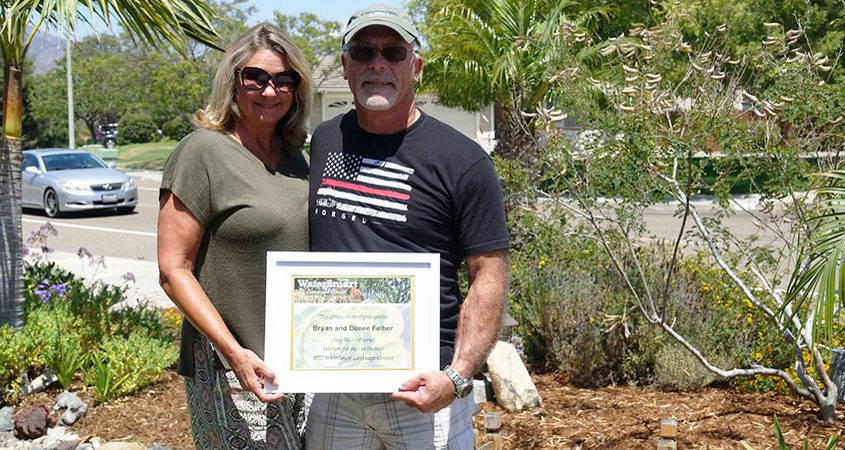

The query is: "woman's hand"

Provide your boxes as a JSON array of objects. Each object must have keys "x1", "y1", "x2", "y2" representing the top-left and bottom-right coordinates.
[{"x1": 228, "y1": 347, "x2": 286, "y2": 403}]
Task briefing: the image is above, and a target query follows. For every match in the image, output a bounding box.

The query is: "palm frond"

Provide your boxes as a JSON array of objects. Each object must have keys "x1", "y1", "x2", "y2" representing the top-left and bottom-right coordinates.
[{"x1": 784, "y1": 169, "x2": 845, "y2": 343}]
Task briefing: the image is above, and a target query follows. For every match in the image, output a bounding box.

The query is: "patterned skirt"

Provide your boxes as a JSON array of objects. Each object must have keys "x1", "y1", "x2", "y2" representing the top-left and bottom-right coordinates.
[{"x1": 184, "y1": 336, "x2": 307, "y2": 449}]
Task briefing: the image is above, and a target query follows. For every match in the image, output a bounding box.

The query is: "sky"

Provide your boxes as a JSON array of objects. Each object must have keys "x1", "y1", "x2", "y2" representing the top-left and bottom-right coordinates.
[
  {"x1": 245, "y1": 0, "x2": 406, "y2": 25},
  {"x1": 70, "y1": 1, "x2": 406, "y2": 38}
]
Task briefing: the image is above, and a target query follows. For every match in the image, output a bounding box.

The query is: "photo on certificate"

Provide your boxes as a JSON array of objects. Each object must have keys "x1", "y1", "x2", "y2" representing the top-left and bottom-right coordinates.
[
  {"x1": 291, "y1": 275, "x2": 413, "y2": 370},
  {"x1": 264, "y1": 252, "x2": 440, "y2": 393}
]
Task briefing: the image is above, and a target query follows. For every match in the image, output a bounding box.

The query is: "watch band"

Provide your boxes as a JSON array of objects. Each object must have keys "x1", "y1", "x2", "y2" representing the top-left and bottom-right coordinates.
[{"x1": 443, "y1": 365, "x2": 473, "y2": 398}]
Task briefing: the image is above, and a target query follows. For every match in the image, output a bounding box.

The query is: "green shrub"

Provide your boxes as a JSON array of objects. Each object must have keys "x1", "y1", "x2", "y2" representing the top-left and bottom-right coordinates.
[
  {"x1": 654, "y1": 342, "x2": 719, "y2": 390},
  {"x1": 85, "y1": 332, "x2": 178, "y2": 402},
  {"x1": 0, "y1": 326, "x2": 26, "y2": 392},
  {"x1": 52, "y1": 338, "x2": 86, "y2": 390},
  {"x1": 3, "y1": 257, "x2": 180, "y2": 403},
  {"x1": 161, "y1": 115, "x2": 193, "y2": 141},
  {"x1": 119, "y1": 112, "x2": 157, "y2": 144},
  {"x1": 20, "y1": 300, "x2": 84, "y2": 373}
]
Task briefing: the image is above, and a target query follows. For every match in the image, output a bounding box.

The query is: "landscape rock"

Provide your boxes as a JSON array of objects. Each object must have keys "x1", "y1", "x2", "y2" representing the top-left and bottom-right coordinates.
[
  {"x1": 50, "y1": 439, "x2": 78, "y2": 450},
  {"x1": 0, "y1": 407, "x2": 13, "y2": 432},
  {"x1": 41, "y1": 425, "x2": 65, "y2": 448},
  {"x1": 0, "y1": 430, "x2": 18, "y2": 447},
  {"x1": 12, "y1": 405, "x2": 56, "y2": 440},
  {"x1": 98, "y1": 443, "x2": 145, "y2": 450},
  {"x1": 21, "y1": 372, "x2": 57, "y2": 397},
  {"x1": 52, "y1": 392, "x2": 87, "y2": 426},
  {"x1": 41, "y1": 426, "x2": 77, "y2": 450},
  {"x1": 486, "y1": 341, "x2": 542, "y2": 412},
  {"x1": 146, "y1": 445, "x2": 171, "y2": 450}
]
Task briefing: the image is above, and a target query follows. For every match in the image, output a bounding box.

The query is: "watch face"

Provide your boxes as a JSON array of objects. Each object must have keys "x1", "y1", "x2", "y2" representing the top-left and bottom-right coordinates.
[{"x1": 456, "y1": 382, "x2": 473, "y2": 398}]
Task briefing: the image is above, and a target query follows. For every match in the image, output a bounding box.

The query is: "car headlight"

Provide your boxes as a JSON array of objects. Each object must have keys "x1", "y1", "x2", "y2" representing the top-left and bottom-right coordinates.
[
  {"x1": 121, "y1": 179, "x2": 136, "y2": 190},
  {"x1": 58, "y1": 182, "x2": 92, "y2": 192}
]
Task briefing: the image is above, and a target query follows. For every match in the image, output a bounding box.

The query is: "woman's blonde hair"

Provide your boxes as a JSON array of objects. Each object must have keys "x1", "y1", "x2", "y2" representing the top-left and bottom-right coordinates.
[{"x1": 195, "y1": 23, "x2": 313, "y2": 152}]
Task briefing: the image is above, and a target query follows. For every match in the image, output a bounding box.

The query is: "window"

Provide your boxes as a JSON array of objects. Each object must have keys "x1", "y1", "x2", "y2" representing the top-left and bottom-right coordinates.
[
  {"x1": 42, "y1": 153, "x2": 107, "y2": 171},
  {"x1": 23, "y1": 154, "x2": 38, "y2": 170}
]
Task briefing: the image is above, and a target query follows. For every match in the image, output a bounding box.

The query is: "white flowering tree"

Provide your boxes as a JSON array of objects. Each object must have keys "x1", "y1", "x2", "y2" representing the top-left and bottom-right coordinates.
[{"x1": 535, "y1": 11, "x2": 845, "y2": 419}]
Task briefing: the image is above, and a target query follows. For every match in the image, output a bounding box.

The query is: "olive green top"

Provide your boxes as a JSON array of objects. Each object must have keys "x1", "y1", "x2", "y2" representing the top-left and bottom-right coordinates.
[{"x1": 161, "y1": 128, "x2": 309, "y2": 376}]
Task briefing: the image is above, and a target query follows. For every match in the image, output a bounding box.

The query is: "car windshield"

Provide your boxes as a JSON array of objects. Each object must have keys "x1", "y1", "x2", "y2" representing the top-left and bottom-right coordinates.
[{"x1": 41, "y1": 153, "x2": 107, "y2": 171}]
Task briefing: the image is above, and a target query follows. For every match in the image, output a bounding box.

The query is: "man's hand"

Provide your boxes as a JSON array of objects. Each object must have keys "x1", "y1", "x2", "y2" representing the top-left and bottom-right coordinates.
[{"x1": 391, "y1": 370, "x2": 456, "y2": 413}]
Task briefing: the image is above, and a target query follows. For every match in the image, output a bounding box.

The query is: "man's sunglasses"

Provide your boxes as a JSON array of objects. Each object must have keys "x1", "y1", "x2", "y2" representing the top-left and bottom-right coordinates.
[
  {"x1": 346, "y1": 45, "x2": 409, "y2": 63},
  {"x1": 235, "y1": 67, "x2": 300, "y2": 92}
]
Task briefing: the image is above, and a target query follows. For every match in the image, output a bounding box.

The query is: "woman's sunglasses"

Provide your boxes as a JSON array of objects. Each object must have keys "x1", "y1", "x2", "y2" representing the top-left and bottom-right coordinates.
[
  {"x1": 346, "y1": 45, "x2": 409, "y2": 63},
  {"x1": 235, "y1": 67, "x2": 301, "y2": 92}
]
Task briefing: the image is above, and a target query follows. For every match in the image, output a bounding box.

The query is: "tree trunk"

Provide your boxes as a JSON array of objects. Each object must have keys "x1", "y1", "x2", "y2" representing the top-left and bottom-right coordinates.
[
  {"x1": 831, "y1": 348, "x2": 845, "y2": 404},
  {"x1": 0, "y1": 135, "x2": 24, "y2": 330},
  {"x1": 0, "y1": 63, "x2": 25, "y2": 329}
]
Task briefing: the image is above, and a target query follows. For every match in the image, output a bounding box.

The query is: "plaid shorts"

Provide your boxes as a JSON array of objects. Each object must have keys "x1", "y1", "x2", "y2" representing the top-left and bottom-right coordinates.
[{"x1": 303, "y1": 393, "x2": 478, "y2": 450}]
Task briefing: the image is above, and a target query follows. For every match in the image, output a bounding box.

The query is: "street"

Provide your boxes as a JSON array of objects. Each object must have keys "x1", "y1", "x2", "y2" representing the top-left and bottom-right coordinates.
[
  {"x1": 22, "y1": 171, "x2": 161, "y2": 262},
  {"x1": 19, "y1": 171, "x2": 792, "y2": 307},
  {"x1": 21, "y1": 171, "x2": 166, "y2": 306}
]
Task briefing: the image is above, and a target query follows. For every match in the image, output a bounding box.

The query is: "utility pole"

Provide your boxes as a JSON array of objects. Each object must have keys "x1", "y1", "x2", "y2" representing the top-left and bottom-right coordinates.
[{"x1": 66, "y1": 33, "x2": 75, "y2": 149}]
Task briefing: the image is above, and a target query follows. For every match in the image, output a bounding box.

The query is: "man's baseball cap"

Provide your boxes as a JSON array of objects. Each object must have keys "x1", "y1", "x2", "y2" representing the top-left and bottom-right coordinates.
[{"x1": 342, "y1": 4, "x2": 420, "y2": 45}]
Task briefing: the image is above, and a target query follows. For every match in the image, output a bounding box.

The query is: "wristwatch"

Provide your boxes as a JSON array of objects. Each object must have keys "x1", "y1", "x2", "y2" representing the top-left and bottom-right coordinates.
[{"x1": 443, "y1": 365, "x2": 473, "y2": 398}]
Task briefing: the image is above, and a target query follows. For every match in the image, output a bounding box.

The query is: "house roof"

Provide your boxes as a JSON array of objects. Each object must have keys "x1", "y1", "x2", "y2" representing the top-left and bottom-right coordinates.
[{"x1": 312, "y1": 54, "x2": 348, "y2": 93}]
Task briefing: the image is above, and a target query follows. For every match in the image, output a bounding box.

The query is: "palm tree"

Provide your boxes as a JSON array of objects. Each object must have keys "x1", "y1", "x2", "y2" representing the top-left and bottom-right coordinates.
[
  {"x1": 419, "y1": 0, "x2": 607, "y2": 161},
  {"x1": 785, "y1": 169, "x2": 845, "y2": 343},
  {"x1": 0, "y1": 0, "x2": 221, "y2": 329}
]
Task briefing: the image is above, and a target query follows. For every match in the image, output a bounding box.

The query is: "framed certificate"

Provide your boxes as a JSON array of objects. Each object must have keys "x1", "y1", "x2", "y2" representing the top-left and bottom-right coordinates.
[{"x1": 264, "y1": 252, "x2": 440, "y2": 393}]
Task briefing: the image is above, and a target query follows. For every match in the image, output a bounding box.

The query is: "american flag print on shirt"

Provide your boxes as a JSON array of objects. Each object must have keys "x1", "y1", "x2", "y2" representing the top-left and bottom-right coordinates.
[{"x1": 316, "y1": 152, "x2": 415, "y2": 223}]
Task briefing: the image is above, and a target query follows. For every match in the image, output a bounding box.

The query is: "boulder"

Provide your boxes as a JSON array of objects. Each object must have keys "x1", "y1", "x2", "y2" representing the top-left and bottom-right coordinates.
[
  {"x1": 486, "y1": 341, "x2": 542, "y2": 412},
  {"x1": 0, "y1": 406, "x2": 13, "y2": 432},
  {"x1": 52, "y1": 392, "x2": 87, "y2": 426},
  {"x1": 12, "y1": 404, "x2": 56, "y2": 440}
]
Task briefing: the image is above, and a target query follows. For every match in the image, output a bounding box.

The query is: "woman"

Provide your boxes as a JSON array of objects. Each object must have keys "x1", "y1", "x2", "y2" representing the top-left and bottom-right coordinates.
[{"x1": 157, "y1": 24, "x2": 312, "y2": 449}]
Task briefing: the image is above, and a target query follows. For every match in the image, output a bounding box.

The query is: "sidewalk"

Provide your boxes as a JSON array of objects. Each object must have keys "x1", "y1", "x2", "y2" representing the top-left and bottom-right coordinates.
[{"x1": 48, "y1": 251, "x2": 171, "y2": 309}]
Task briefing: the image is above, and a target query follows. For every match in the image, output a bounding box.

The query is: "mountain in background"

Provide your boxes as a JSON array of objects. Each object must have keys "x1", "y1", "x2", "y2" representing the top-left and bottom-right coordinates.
[{"x1": 29, "y1": 30, "x2": 64, "y2": 75}]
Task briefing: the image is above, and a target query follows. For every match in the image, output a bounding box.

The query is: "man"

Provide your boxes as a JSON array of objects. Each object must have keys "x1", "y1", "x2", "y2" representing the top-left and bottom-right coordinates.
[{"x1": 307, "y1": 4, "x2": 510, "y2": 449}]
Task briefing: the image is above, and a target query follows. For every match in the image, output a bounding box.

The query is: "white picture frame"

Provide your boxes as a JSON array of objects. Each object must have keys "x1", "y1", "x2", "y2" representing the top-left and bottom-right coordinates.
[{"x1": 264, "y1": 251, "x2": 440, "y2": 393}]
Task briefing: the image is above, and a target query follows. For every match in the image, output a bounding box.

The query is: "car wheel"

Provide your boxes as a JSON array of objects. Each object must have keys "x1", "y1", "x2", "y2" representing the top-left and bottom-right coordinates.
[
  {"x1": 43, "y1": 189, "x2": 61, "y2": 218},
  {"x1": 118, "y1": 206, "x2": 135, "y2": 214},
  {"x1": 105, "y1": 138, "x2": 116, "y2": 149}
]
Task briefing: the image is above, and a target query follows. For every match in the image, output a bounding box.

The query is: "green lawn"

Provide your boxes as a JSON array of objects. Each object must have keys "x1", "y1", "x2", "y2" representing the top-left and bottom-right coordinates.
[
  {"x1": 116, "y1": 141, "x2": 178, "y2": 171},
  {"x1": 109, "y1": 139, "x2": 311, "y2": 171}
]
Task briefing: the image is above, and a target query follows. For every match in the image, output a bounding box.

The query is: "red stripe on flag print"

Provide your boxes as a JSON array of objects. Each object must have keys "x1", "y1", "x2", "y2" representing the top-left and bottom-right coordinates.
[{"x1": 321, "y1": 178, "x2": 411, "y2": 201}]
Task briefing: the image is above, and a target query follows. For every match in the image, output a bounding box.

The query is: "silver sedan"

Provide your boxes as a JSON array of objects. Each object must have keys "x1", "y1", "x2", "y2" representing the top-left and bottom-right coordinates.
[{"x1": 22, "y1": 148, "x2": 138, "y2": 217}]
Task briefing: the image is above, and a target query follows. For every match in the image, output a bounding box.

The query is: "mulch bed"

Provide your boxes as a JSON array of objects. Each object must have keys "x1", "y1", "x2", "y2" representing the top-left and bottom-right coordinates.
[{"x1": 18, "y1": 371, "x2": 844, "y2": 449}]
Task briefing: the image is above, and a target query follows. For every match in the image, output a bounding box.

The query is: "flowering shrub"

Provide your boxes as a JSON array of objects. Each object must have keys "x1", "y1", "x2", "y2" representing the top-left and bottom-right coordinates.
[{"x1": 0, "y1": 224, "x2": 178, "y2": 404}]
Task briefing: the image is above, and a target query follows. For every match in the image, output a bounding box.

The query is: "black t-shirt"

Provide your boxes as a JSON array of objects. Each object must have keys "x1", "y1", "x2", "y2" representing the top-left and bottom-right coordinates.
[{"x1": 309, "y1": 110, "x2": 510, "y2": 366}]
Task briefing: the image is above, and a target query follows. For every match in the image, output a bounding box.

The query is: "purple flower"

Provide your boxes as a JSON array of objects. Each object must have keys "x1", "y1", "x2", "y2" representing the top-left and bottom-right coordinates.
[
  {"x1": 122, "y1": 272, "x2": 136, "y2": 283},
  {"x1": 34, "y1": 279, "x2": 67, "y2": 303},
  {"x1": 52, "y1": 283, "x2": 67, "y2": 299},
  {"x1": 35, "y1": 279, "x2": 51, "y2": 303},
  {"x1": 88, "y1": 255, "x2": 106, "y2": 270},
  {"x1": 77, "y1": 247, "x2": 93, "y2": 259}
]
